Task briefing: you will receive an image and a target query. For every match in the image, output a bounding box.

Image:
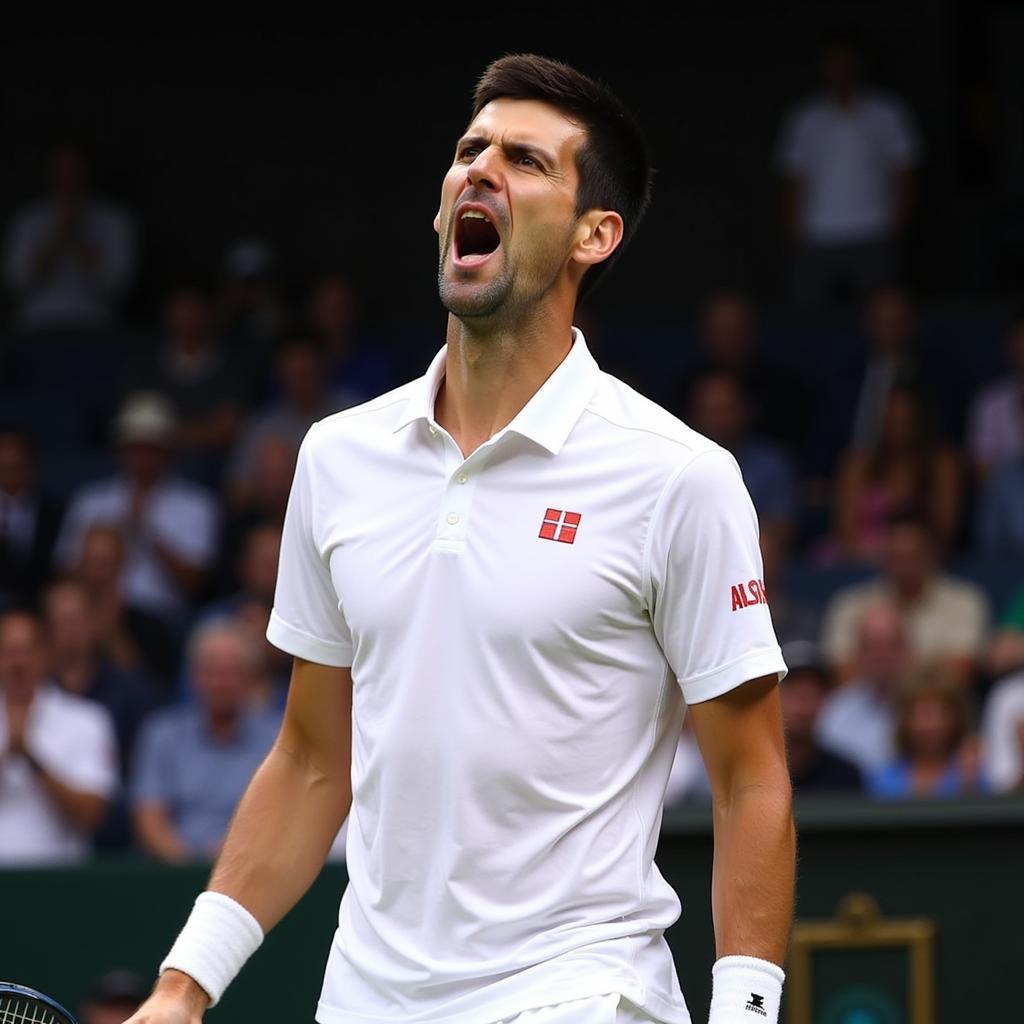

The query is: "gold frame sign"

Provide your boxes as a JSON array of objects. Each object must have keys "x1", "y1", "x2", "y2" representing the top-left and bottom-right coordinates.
[{"x1": 787, "y1": 892, "x2": 936, "y2": 1024}]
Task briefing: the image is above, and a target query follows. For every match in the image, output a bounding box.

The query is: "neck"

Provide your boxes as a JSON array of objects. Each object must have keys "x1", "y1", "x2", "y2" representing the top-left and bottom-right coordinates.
[
  {"x1": 437, "y1": 308, "x2": 574, "y2": 459},
  {"x1": 893, "y1": 577, "x2": 928, "y2": 603},
  {"x1": 206, "y1": 708, "x2": 241, "y2": 741},
  {"x1": 53, "y1": 649, "x2": 97, "y2": 692}
]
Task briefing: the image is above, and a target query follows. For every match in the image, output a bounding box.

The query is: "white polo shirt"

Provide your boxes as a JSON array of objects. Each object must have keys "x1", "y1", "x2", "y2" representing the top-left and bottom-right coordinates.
[
  {"x1": 0, "y1": 684, "x2": 118, "y2": 864},
  {"x1": 267, "y1": 327, "x2": 787, "y2": 1024},
  {"x1": 775, "y1": 89, "x2": 921, "y2": 244}
]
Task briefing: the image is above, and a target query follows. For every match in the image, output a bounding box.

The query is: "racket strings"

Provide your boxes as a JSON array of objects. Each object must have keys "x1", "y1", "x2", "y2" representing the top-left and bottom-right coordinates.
[{"x1": 0, "y1": 999, "x2": 61, "y2": 1024}]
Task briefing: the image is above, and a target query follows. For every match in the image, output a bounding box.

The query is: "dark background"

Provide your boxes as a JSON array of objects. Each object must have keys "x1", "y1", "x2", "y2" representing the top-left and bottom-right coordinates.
[{"x1": 2, "y1": 4, "x2": 1022, "y2": 335}]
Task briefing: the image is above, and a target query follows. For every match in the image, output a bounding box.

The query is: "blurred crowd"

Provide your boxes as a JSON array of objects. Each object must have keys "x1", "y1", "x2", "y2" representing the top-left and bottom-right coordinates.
[{"x1": 2, "y1": 30, "x2": 1023, "y2": 868}]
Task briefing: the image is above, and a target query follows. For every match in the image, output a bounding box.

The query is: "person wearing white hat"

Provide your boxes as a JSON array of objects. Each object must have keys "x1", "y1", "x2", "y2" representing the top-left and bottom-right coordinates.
[{"x1": 53, "y1": 391, "x2": 218, "y2": 626}]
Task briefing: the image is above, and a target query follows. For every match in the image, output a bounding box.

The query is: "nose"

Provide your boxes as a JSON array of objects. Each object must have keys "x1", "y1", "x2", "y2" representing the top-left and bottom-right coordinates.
[{"x1": 465, "y1": 146, "x2": 503, "y2": 193}]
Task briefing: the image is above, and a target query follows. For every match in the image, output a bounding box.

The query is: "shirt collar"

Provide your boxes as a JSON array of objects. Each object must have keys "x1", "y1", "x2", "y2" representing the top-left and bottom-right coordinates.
[{"x1": 392, "y1": 325, "x2": 601, "y2": 455}]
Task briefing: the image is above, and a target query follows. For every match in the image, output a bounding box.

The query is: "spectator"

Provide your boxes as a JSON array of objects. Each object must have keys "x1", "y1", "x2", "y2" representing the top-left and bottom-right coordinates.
[
  {"x1": 821, "y1": 511, "x2": 989, "y2": 684},
  {"x1": 225, "y1": 335, "x2": 361, "y2": 505},
  {"x1": 687, "y1": 371, "x2": 797, "y2": 562},
  {"x1": 217, "y1": 433, "x2": 297, "y2": 584},
  {"x1": 42, "y1": 577, "x2": 158, "y2": 777},
  {"x1": 974, "y1": 452, "x2": 1024, "y2": 561},
  {"x1": 80, "y1": 969, "x2": 148, "y2": 1024},
  {"x1": 0, "y1": 426, "x2": 64, "y2": 609},
  {"x1": 832, "y1": 385, "x2": 961, "y2": 563},
  {"x1": 307, "y1": 272, "x2": 397, "y2": 400},
  {"x1": 0, "y1": 609, "x2": 117, "y2": 864},
  {"x1": 966, "y1": 311, "x2": 1024, "y2": 479},
  {"x1": 758, "y1": 526, "x2": 821, "y2": 648},
  {"x1": 775, "y1": 30, "x2": 921, "y2": 312},
  {"x1": 217, "y1": 237, "x2": 286, "y2": 354},
  {"x1": 54, "y1": 392, "x2": 219, "y2": 626},
  {"x1": 2, "y1": 141, "x2": 137, "y2": 332},
  {"x1": 71, "y1": 523, "x2": 148, "y2": 674},
  {"x1": 123, "y1": 283, "x2": 246, "y2": 485},
  {"x1": 673, "y1": 290, "x2": 809, "y2": 457},
  {"x1": 199, "y1": 521, "x2": 290, "y2": 705},
  {"x1": 130, "y1": 620, "x2": 279, "y2": 862},
  {"x1": 779, "y1": 641, "x2": 863, "y2": 793},
  {"x1": 980, "y1": 662, "x2": 1024, "y2": 793},
  {"x1": 847, "y1": 287, "x2": 953, "y2": 449},
  {"x1": 987, "y1": 585, "x2": 1024, "y2": 681},
  {"x1": 867, "y1": 671, "x2": 987, "y2": 798},
  {"x1": 816, "y1": 601, "x2": 908, "y2": 774}
]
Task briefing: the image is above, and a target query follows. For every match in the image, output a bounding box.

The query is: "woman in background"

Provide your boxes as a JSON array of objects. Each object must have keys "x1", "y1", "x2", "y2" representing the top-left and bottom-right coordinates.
[
  {"x1": 868, "y1": 671, "x2": 987, "y2": 798},
  {"x1": 832, "y1": 385, "x2": 961, "y2": 563}
]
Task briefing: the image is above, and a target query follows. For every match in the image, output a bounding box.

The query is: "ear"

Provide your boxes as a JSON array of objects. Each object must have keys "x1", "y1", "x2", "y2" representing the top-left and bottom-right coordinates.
[
  {"x1": 571, "y1": 209, "x2": 624, "y2": 269},
  {"x1": 433, "y1": 210, "x2": 441, "y2": 234}
]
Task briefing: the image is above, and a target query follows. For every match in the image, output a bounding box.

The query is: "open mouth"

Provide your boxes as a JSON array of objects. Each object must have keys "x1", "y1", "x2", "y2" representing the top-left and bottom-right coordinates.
[{"x1": 454, "y1": 207, "x2": 501, "y2": 266}]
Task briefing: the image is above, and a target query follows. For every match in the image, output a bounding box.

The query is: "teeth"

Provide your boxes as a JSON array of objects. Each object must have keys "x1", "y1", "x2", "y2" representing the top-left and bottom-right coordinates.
[{"x1": 461, "y1": 210, "x2": 488, "y2": 220}]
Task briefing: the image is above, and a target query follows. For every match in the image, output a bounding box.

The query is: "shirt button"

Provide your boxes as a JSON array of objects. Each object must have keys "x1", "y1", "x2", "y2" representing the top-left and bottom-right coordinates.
[
  {"x1": 456, "y1": 473, "x2": 468, "y2": 484},
  {"x1": 446, "y1": 512, "x2": 459, "y2": 525}
]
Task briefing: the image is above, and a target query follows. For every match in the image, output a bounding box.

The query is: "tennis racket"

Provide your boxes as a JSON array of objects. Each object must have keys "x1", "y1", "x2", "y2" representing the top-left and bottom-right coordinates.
[{"x1": 0, "y1": 983, "x2": 79, "y2": 1024}]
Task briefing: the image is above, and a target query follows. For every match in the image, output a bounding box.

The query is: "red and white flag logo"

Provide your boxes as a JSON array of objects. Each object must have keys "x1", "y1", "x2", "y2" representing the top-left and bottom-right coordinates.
[{"x1": 539, "y1": 507, "x2": 581, "y2": 544}]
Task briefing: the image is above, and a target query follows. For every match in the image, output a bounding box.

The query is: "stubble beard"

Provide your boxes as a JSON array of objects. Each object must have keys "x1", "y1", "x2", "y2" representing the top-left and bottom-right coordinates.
[{"x1": 437, "y1": 254, "x2": 518, "y2": 322}]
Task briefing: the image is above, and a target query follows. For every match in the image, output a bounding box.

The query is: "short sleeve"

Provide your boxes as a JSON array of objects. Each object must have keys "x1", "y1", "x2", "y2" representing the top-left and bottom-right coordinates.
[
  {"x1": 266, "y1": 424, "x2": 354, "y2": 667},
  {"x1": 645, "y1": 448, "x2": 787, "y2": 704},
  {"x1": 879, "y1": 97, "x2": 921, "y2": 168},
  {"x1": 36, "y1": 701, "x2": 119, "y2": 799}
]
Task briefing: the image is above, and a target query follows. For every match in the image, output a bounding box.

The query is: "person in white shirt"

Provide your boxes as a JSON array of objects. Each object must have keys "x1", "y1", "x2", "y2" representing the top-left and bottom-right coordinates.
[
  {"x1": 2, "y1": 142, "x2": 136, "y2": 332},
  {"x1": 816, "y1": 601, "x2": 908, "y2": 774},
  {"x1": 132, "y1": 55, "x2": 793, "y2": 1024},
  {"x1": 775, "y1": 30, "x2": 922, "y2": 311},
  {"x1": 0, "y1": 609, "x2": 118, "y2": 864},
  {"x1": 966, "y1": 311, "x2": 1024, "y2": 479},
  {"x1": 54, "y1": 391, "x2": 219, "y2": 623}
]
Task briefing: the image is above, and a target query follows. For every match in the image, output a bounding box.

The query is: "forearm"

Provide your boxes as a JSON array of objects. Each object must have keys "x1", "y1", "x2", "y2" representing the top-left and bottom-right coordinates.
[
  {"x1": 29, "y1": 756, "x2": 106, "y2": 832},
  {"x1": 134, "y1": 803, "x2": 193, "y2": 863},
  {"x1": 206, "y1": 737, "x2": 351, "y2": 932},
  {"x1": 710, "y1": 776, "x2": 795, "y2": 964}
]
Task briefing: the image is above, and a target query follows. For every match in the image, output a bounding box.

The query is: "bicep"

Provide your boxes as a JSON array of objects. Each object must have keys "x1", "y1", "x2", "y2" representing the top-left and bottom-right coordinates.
[
  {"x1": 687, "y1": 675, "x2": 788, "y2": 798},
  {"x1": 277, "y1": 657, "x2": 352, "y2": 782}
]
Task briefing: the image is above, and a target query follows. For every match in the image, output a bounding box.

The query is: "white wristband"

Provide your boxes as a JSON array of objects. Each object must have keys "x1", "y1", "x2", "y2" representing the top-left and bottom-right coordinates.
[
  {"x1": 708, "y1": 954, "x2": 785, "y2": 1023},
  {"x1": 159, "y1": 890, "x2": 264, "y2": 1008}
]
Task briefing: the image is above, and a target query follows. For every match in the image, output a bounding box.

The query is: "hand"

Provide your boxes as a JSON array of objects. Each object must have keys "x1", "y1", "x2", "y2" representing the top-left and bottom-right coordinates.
[{"x1": 121, "y1": 971, "x2": 209, "y2": 1023}]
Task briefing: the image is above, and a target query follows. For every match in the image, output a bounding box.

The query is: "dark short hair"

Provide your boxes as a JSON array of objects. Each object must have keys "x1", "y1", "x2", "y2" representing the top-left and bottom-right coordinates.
[{"x1": 472, "y1": 53, "x2": 653, "y2": 301}]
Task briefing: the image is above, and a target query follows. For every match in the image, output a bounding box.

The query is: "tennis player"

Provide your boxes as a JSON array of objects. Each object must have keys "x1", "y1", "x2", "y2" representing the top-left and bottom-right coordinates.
[{"x1": 126, "y1": 54, "x2": 794, "y2": 1024}]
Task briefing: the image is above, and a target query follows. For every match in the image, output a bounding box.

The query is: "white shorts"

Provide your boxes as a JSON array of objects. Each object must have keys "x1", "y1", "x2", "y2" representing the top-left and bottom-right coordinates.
[{"x1": 495, "y1": 992, "x2": 661, "y2": 1024}]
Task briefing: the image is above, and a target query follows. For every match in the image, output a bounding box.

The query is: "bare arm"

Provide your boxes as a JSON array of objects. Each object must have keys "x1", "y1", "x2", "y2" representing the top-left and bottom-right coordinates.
[
  {"x1": 688, "y1": 674, "x2": 795, "y2": 964},
  {"x1": 133, "y1": 801, "x2": 193, "y2": 864},
  {"x1": 23, "y1": 754, "x2": 107, "y2": 832},
  {"x1": 207, "y1": 657, "x2": 353, "y2": 926},
  {"x1": 137, "y1": 657, "x2": 353, "y2": 1018}
]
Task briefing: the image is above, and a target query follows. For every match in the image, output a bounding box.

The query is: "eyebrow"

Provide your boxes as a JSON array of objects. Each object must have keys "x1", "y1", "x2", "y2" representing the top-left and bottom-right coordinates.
[{"x1": 455, "y1": 134, "x2": 559, "y2": 168}]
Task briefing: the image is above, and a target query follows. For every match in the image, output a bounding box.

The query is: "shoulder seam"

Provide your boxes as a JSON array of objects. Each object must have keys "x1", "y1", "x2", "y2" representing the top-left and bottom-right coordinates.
[
  {"x1": 315, "y1": 390, "x2": 411, "y2": 425},
  {"x1": 640, "y1": 448, "x2": 733, "y2": 612},
  {"x1": 580, "y1": 405, "x2": 708, "y2": 453}
]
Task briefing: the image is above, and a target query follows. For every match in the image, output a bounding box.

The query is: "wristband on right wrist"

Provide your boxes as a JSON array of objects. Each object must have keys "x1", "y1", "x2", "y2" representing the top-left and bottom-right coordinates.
[
  {"x1": 708, "y1": 954, "x2": 785, "y2": 1023},
  {"x1": 159, "y1": 890, "x2": 264, "y2": 1008}
]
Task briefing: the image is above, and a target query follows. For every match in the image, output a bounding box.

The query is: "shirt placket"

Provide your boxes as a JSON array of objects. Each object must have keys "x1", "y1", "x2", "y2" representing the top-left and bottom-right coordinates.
[{"x1": 426, "y1": 422, "x2": 498, "y2": 553}]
